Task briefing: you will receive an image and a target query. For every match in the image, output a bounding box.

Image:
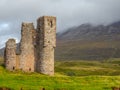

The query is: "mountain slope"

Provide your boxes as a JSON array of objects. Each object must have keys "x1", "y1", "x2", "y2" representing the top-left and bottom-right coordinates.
[
  {"x1": 56, "y1": 21, "x2": 120, "y2": 60},
  {"x1": 0, "y1": 48, "x2": 4, "y2": 57},
  {"x1": 58, "y1": 22, "x2": 120, "y2": 41}
]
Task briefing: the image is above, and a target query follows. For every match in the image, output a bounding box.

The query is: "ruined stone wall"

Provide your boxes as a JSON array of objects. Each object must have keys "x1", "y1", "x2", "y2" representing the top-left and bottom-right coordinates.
[
  {"x1": 32, "y1": 29, "x2": 37, "y2": 71},
  {"x1": 4, "y1": 39, "x2": 16, "y2": 71},
  {"x1": 20, "y1": 23, "x2": 35, "y2": 72},
  {"x1": 16, "y1": 55, "x2": 20, "y2": 70},
  {"x1": 4, "y1": 16, "x2": 56, "y2": 75},
  {"x1": 37, "y1": 16, "x2": 56, "y2": 75}
]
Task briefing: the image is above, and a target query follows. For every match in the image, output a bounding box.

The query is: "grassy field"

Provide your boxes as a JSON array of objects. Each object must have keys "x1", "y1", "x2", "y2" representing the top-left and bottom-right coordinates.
[{"x1": 0, "y1": 57, "x2": 120, "y2": 90}]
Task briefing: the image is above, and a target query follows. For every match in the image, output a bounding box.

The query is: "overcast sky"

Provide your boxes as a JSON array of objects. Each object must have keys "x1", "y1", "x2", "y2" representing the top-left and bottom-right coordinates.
[{"x1": 0, "y1": 0, "x2": 120, "y2": 48}]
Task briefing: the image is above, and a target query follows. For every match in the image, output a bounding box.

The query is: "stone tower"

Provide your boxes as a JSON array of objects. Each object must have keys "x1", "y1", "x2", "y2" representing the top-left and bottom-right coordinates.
[
  {"x1": 4, "y1": 39, "x2": 16, "y2": 71},
  {"x1": 37, "y1": 16, "x2": 56, "y2": 75},
  {"x1": 4, "y1": 16, "x2": 56, "y2": 75},
  {"x1": 20, "y1": 23, "x2": 35, "y2": 72}
]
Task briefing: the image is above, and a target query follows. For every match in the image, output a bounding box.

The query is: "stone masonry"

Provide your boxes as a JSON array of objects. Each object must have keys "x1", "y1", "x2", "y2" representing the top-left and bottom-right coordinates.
[
  {"x1": 4, "y1": 16, "x2": 56, "y2": 75},
  {"x1": 20, "y1": 23, "x2": 35, "y2": 72},
  {"x1": 36, "y1": 16, "x2": 56, "y2": 75},
  {"x1": 4, "y1": 39, "x2": 16, "y2": 71}
]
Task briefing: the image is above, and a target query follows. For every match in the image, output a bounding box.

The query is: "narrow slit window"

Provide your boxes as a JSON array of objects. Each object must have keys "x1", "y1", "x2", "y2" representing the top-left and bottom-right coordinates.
[
  {"x1": 50, "y1": 21, "x2": 53, "y2": 28},
  {"x1": 13, "y1": 66, "x2": 15, "y2": 70},
  {"x1": 29, "y1": 68, "x2": 31, "y2": 71}
]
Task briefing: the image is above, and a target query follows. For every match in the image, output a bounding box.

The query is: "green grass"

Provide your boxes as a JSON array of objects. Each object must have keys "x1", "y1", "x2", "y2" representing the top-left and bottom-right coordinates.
[
  {"x1": 55, "y1": 59, "x2": 120, "y2": 76},
  {"x1": 1, "y1": 58, "x2": 120, "y2": 90}
]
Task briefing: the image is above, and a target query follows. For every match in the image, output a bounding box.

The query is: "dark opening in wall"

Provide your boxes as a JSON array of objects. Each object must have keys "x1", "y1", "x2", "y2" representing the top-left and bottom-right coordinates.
[
  {"x1": 29, "y1": 68, "x2": 31, "y2": 71},
  {"x1": 43, "y1": 46, "x2": 46, "y2": 48},
  {"x1": 50, "y1": 21, "x2": 53, "y2": 28},
  {"x1": 13, "y1": 66, "x2": 15, "y2": 70}
]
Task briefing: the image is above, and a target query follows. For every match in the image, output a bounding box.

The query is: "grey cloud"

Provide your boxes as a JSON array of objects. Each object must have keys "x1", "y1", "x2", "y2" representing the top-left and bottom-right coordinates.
[{"x1": 0, "y1": 0, "x2": 120, "y2": 48}]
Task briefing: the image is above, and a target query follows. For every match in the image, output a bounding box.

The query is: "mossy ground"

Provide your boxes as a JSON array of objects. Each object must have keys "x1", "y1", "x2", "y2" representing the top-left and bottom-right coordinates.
[{"x1": 0, "y1": 57, "x2": 120, "y2": 90}]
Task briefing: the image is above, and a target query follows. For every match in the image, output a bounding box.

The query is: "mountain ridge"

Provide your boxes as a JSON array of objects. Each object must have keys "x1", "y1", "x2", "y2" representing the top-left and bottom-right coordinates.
[
  {"x1": 56, "y1": 21, "x2": 120, "y2": 60},
  {"x1": 57, "y1": 22, "x2": 120, "y2": 41}
]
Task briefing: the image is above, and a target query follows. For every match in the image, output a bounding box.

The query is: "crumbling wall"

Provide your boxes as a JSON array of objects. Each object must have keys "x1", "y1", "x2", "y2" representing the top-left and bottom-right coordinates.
[
  {"x1": 37, "y1": 16, "x2": 56, "y2": 75},
  {"x1": 5, "y1": 39, "x2": 16, "y2": 71},
  {"x1": 16, "y1": 55, "x2": 20, "y2": 70},
  {"x1": 4, "y1": 16, "x2": 56, "y2": 75},
  {"x1": 20, "y1": 23, "x2": 35, "y2": 72}
]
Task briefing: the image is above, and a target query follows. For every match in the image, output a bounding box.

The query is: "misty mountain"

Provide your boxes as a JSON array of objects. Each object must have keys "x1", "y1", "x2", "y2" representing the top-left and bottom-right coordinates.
[
  {"x1": 57, "y1": 22, "x2": 120, "y2": 41},
  {"x1": 1, "y1": 21, "x2": 120, "y2": 60},
  {"x1": 56, "y1": 21, "x2": 120, "y2": 60}
]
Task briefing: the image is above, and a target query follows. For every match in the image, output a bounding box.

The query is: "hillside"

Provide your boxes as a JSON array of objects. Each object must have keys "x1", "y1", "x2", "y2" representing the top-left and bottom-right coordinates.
[
  {"x1": 0, "y1": 48, "x2": 4, "y2": 57},
  {"x1": 56, "y1": 21, "x2": 120, "y2": 60},
  {"x1": 1, "y1": 58, "x2": 120, "y2": 89}
]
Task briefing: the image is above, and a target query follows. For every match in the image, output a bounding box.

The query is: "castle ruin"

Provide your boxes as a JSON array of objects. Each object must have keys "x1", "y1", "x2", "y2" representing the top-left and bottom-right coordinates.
[{"x1": 4, "y1": 16, "x2": 56, "y2": 75}]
